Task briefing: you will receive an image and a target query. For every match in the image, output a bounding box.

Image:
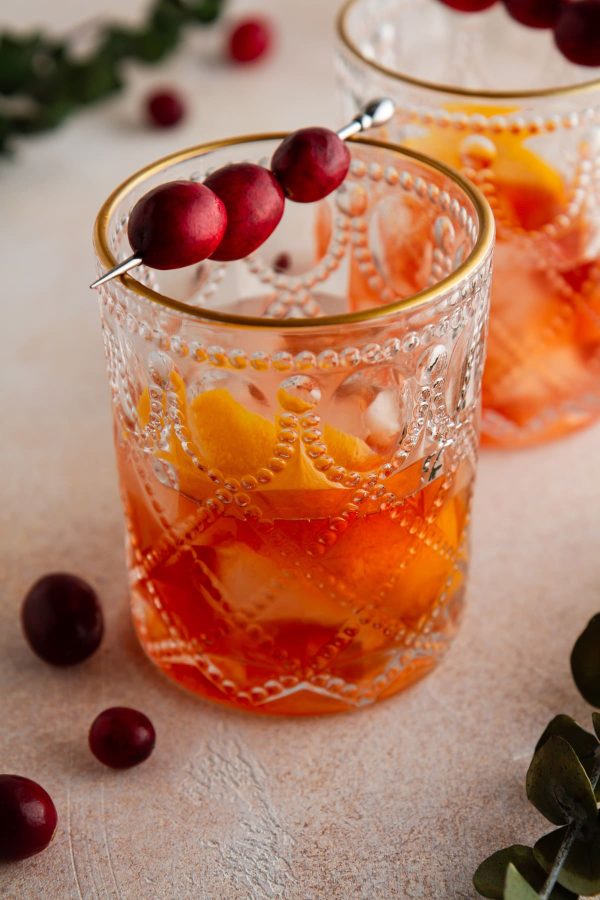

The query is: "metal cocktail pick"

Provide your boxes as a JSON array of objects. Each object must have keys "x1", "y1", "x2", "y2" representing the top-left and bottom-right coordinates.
[{"x1": 90, "y1": 97, "x2": 396, "y2": 290}]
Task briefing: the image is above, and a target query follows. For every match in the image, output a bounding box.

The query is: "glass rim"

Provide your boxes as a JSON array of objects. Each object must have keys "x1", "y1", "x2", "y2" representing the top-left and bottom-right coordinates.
[
  {"x1": 93, "y1": 132, "x2": 494, "y2": 331},
  {"x1": 337, "y1": 0, "x2": 600, "y2": 102}
]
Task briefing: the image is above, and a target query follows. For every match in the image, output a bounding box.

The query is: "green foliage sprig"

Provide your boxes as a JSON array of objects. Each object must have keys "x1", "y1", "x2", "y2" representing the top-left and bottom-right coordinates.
[
  {"x1": 474, "y1": 615, "x2": 600, "y2": 900},
  {"x1": 0, "y1": 0, "x2": 225, "y2": 155}
]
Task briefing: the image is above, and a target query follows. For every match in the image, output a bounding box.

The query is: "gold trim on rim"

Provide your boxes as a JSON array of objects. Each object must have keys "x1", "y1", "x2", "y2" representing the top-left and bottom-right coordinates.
[
  {"x1": 337, "y1": 0, "x2": 600, "y2": 102},
  {"x1": 94, "y1": 133, "x2": 494, "y2": 330}
]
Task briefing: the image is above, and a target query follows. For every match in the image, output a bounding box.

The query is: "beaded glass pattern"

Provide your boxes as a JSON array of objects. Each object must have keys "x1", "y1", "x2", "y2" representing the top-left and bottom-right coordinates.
[{"x1": 94, "y1": 136, "x2": 494, "y2": 714}]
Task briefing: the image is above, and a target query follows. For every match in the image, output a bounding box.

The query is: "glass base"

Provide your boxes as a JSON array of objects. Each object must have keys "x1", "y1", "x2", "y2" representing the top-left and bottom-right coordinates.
[{"x1": 129, "y1": 580, "x2": 464, "y2": 716}]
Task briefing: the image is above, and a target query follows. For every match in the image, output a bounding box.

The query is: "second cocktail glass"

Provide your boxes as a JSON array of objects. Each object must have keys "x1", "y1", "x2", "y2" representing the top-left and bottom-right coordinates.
[
  {"x1": 338, "y1": 0, "x2": 600, "y2": 448},
  {"x1": 94, "y1": 135, "x2": 493, "y2": 714}
]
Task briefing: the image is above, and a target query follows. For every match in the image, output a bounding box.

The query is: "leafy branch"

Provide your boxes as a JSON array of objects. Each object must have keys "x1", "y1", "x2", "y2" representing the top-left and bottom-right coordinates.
[
  {"x1": 0, "y1": 0, "x2": 225, "y2": 155},
  {"x1": 474, "y1": 615, "x2": 600, "y2": 899}
]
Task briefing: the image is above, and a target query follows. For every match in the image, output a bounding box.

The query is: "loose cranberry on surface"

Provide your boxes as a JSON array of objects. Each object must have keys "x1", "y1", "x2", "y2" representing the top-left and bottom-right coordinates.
[
  {"x1": 502, "y1": 0, "x2": 561, "y2": 28},
  {"x1": 227, "y1": 17, "x2": 272, "y2": 63},
  {"x1": 0, "y1": 775, "x2": 58, "y2": 862},
  {"x1": 146, "y1": 89, "x2": 185, "y2": 128},
  {"x1": 554, "y1": 1, "x2": 600, "y2": 66},
  {"x1": 22, "y1": 573, "x2": 103, "y2": 666},
  {"x1": 204, "y1": 163, "x2": 285, "y2": 260},
  {"x1": 89, "y1": 707, "x2": 156, "y2": 769},
  {"x1": 436, "y1": 0, "x2": 498, "y2": 11},
  {"x1": 271, "y1": 127, "x2": 351, "y2": 203},
  {"x1": 128, "y1": 181, "x2": 227, "y2": 269}
]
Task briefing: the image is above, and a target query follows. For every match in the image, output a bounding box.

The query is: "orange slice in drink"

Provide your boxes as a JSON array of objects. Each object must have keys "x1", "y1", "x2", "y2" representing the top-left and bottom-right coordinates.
[
  {"x1": 403, "y1": 103, "x2": 567, "y2": 232},
  {"x1": 137, "y1": 379, "x2": 380, "y2": 513}
]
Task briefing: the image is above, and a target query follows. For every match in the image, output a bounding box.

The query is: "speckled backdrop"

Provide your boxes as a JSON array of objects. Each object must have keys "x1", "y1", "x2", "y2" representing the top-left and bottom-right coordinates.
[{"x1": 1, "y1": 0, "x2": 600, "y2": 897}]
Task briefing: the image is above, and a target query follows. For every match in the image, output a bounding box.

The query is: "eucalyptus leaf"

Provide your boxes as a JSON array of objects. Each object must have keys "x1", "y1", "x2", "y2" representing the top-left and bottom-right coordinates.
[
  {"x1": 526, "y1": 736, "x2": 598, "y2": 826},
  {"x1": 571, "y1": 614, "x2": 600, "y2": 707},
  {"x1": 535, "y1": 824, "x2": 600, "y2": 896},
  {"x1": 536, "y1": 715, "x2": 600, "y2": 798},
  {"x1": 473, "y1": 845, "x2": 576, "y2": 899},
  {"x1": 504, "y1": 864, "x2": 541, "y2": 900}
]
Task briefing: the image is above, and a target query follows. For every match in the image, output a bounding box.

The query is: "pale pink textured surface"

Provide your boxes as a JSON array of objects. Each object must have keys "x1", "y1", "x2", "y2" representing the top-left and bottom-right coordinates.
[{"x1": 2, "y1": 0, "x2": 600, "y2": 897}]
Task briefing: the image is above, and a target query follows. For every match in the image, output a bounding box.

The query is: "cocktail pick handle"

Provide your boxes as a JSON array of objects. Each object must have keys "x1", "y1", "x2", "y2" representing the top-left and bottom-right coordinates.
[{"x1": 336, "y1": 97, "x2": 396, "y2": 141}]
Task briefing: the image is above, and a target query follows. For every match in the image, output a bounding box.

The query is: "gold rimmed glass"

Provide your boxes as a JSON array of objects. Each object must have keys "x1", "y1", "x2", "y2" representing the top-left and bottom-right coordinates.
[
  {"x1": 93, "y1": 134, "x2": 494, "y2": 715},
  {"x1": 338, "y1": 0, "x2": 600, "y2": 448}
]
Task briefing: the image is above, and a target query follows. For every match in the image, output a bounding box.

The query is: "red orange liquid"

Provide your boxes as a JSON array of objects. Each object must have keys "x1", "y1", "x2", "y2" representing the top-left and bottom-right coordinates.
[{"x1": 119, "y1": 432, "x2": 473, "y2": 715}]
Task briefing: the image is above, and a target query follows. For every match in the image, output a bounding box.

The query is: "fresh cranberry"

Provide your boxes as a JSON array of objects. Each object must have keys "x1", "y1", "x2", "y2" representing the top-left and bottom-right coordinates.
[
  {"x1": 146, "y1": 89, "x2": 185, "y2": 128},
  {"x1": 271, "y1": 128, "x2": 350, "y2": 204},
  {"x1": 436, "y1": 0, "x2": 498, "y2": 11},
  {"x1": 22, "y1": 573, "x2": 103, "y2": 666},
  {"x1": 0, "y1": 775, "x2": 58, "y2": 862},
  {"x1": 227, "y1": 17, "x2": 272, "y2": 63},
  {"x1": 502, "y1": 0, "x2": 561, "y2": 27},
  {"x1": 89, "y1": 707, "x2": 156, "y2": 769},
  {"x1": 204, "y1": 163, "x2": 285, "y2": 261},
  {"x1": 273, "y1": 252, "x2": 291, "y2": 272},
  {"x1": 554, "y1": 1, "x2": 600, "y2": 66},
  {"x1": 128, "y1": 181, "x2": 227, "y2": 269}
]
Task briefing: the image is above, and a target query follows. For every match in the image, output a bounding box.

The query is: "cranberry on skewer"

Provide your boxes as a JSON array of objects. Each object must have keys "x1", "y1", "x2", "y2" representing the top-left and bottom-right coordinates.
[
  {"x1": 554, "y1": 0, "x2": 600, "y2": 66},
  {"x1": 271, "y1": 97, "x2": 395, "y2": 204},
  {"x1": 204, "y1": 164, "x2": 285, "y2": 260},
  {"x1": 436, "y1": 0, "x2": 498, "y2": 11},
  {"x1": 503, "y1": 0, "x2": 561, "y2": 28},
  {"x1": 91, "y1": 181, "x2": 227, "y2": 287}
]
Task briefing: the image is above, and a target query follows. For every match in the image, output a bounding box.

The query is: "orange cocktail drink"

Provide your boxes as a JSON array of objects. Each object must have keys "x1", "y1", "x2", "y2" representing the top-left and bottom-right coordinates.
[
  {"x1": 94, "y1": 135, "x2": 494, "y2": 714},
  {"x1": 338, "y1": 0, "x2": 600, "y2": 448}
]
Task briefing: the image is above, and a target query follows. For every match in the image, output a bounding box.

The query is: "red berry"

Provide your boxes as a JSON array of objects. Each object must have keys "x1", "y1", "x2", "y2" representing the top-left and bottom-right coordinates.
[
  {"x1": 203, "y1": 163, "x2": 285, "y2": 261},
  {"x1": 146, "y1": 89, "x2": 185, "y2": 128},
  {"x1": 273, "y1": 251, "x2": 291, "y2": 272},
  {"x1": 22, "y1": 573, "x2": 103, "y2": 666},
  {"x1": 0, "y1": 775, "x2": 57, "y2": 862},
  {"x1": 436, "y1": 0, "x2": 498, "y2": 10},
  {"x1": 89, "y1": 707, "x2": 156, "y2": 769},
  {"x1": 271, "y1": 127, "x2": 351, "y2": 204},
  {"x1": 502, "y1": 0, "x2": 561, "y2": 27},
  {"x1": 128, "y1": 181, "x2": 227, "y2": 269},
  {"x1": 228, "y1": 17, "x2": 272, "y2": 63},
  {"x1": 554, "y1": 1, "x2": 600, "y2": 66}
]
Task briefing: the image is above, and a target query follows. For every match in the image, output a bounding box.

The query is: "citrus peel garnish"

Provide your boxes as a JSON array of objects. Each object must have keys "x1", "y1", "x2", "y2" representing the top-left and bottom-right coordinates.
[{"x1": 136, "y1": 380, "x2": 379, "y2": 497}]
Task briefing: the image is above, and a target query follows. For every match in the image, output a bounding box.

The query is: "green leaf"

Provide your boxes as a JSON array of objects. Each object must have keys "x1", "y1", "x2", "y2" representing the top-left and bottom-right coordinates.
[
  {"x1": 185, "y1": 0, "x2": 224, "y2": 23},
  {"x1": 0, "y1": 33, "x2": 44, "y2": 94},
  {"x1": 473, "y1": 845, "x2": 576, "y2": 899},
  {"x1": 526, "y1": 736, "x2": 598, "y2": 826},
  {"x1": 98, "y1": 27, "x2": 136, "y2": 62},
  {"x1": 571, "y1": 614, "x2": 600, "y2": 707},
  {"x1": 65, "y1": 55, "x2": 122, "y2": 105},
  {"x1": 131, "y1": 26, "x2": 179, "y2": 62},
  {"x1": 504, "y1": 864, "x2": 541, "y2": 900},
  {"x1": 536, "y1": 715, "x2": 600, "y2": 798},
  {"x1": 535, "y1": 824, "x2": 600, "y2": 895}
]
